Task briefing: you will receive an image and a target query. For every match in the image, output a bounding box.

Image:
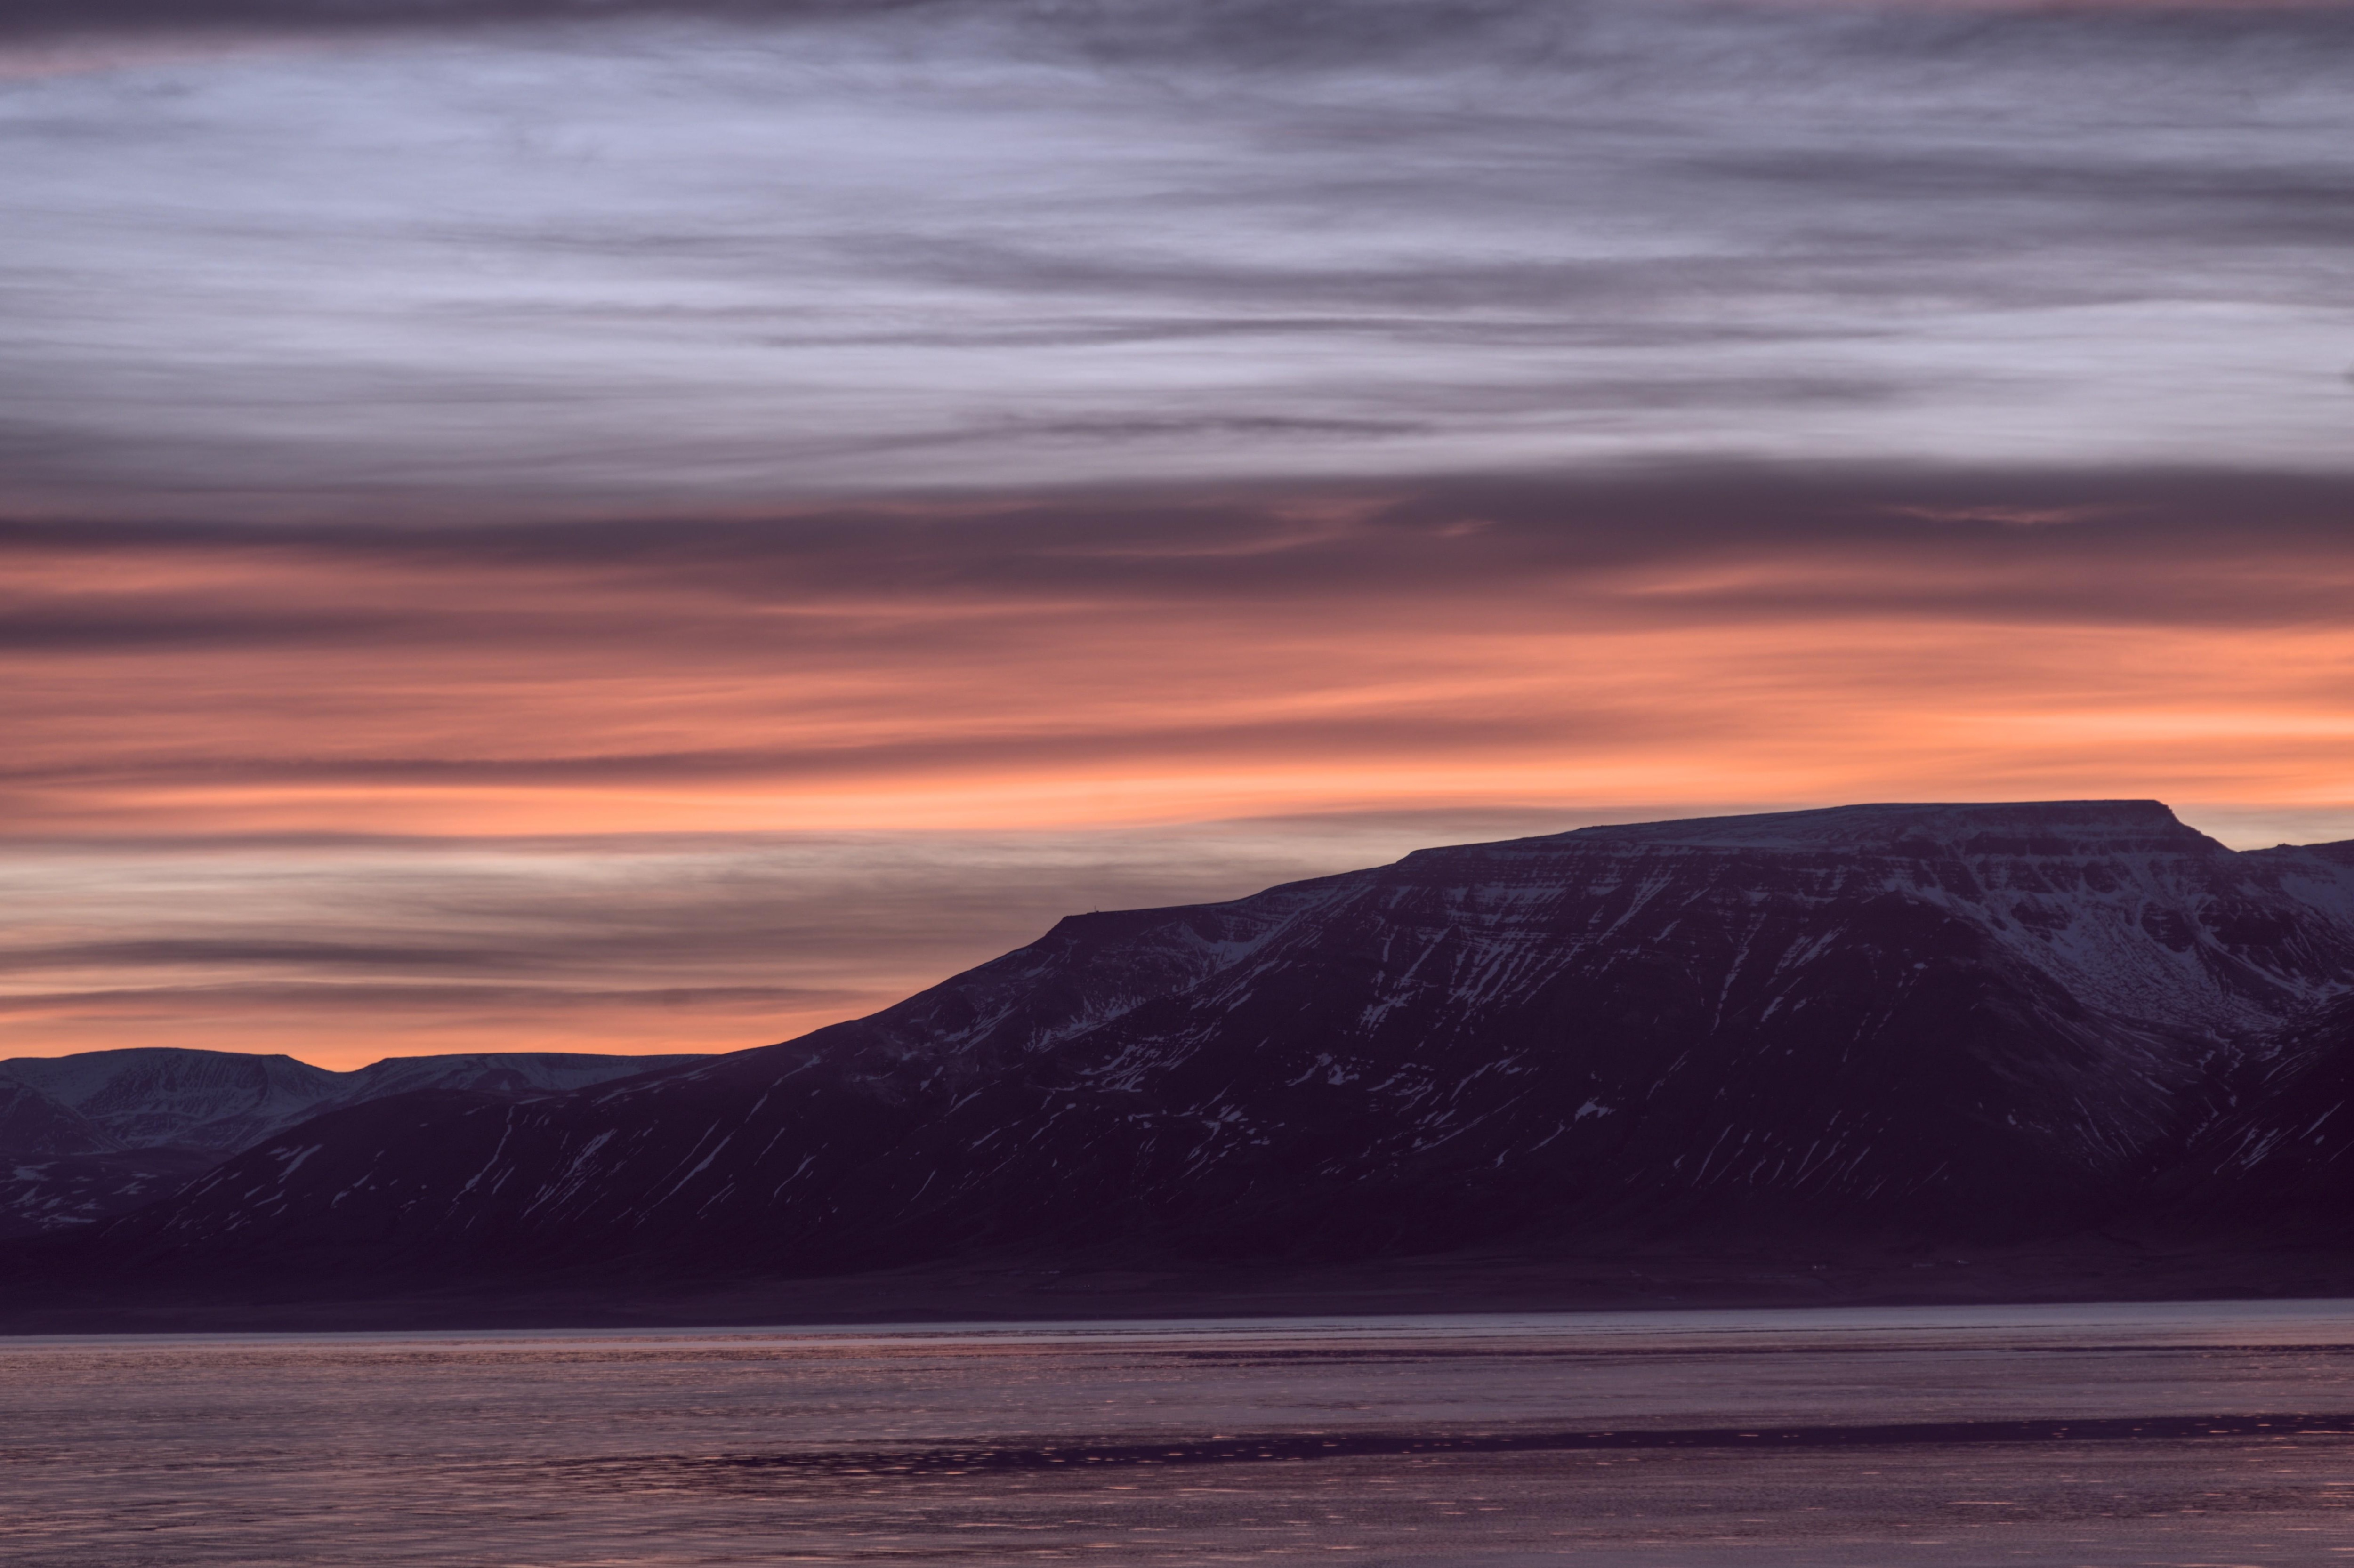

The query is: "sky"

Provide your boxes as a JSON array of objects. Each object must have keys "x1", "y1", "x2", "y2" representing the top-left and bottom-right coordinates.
[{"x1": 6, "y1": 0, "x2": 2353, "y2": 1069}]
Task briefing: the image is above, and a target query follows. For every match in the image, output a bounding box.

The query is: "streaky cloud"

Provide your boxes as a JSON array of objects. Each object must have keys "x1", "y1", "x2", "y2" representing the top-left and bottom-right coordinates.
[{"x1": 6, "y1": 0, "x2": 2353, "y2": 508}]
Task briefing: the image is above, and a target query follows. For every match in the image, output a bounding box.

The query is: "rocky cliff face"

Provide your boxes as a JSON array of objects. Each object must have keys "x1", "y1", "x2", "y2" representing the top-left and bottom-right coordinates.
[
  {"x1": 64, "y1": 801, "x2": 2354, "y2": 1282},
  {"x1": 0, "y1": 1050, "x2": 703, "y2": 1237}
]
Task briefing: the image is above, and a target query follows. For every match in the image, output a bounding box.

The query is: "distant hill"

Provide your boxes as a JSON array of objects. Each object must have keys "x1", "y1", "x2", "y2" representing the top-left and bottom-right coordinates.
[
  {"x1": 28, "y1": 800, "x2": 2354, "y2": 1299},
  {"x1": 0, "y1": 1050, "x2": 704, "y2": 1238}
]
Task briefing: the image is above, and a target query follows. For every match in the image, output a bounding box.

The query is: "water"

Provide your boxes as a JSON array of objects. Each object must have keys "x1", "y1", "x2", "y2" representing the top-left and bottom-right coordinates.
[{"x1": 4, "y1": 1300, "x2": 2353, "y2": 1565}]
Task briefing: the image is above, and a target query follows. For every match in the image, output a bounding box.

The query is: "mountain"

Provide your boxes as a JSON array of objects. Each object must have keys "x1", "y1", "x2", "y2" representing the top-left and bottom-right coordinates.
[
  {"x1": 4, "y1": 1050, "x2": 356, "y2": 1161},
  {"x1": 0, "y1": 1077, "x2": 115, "y2": 1160},
  {"x1": 0, "y1": 1050, "x2": 706, "y2": 1238},
  {"x1": 51, "y1": 800, "x2": 2354, "y2": 1291},
  {"x1": 2173, "y1": 981, "x2": 2354, "y2": 1226}
]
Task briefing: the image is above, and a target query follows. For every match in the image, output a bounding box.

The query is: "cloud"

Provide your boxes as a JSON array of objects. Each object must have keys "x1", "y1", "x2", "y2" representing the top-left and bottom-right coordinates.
[
  {"x1": 7, "y1": 465, "x2": 2353, "y2": 1068},
  {"x1": 5, "y1": 0, "x2": 2353, "y2": 509},
  {"x1": 0, "y1": 0, "x2": 936, "y2": 33},
  {"x1": 8, "y1": 464, "x2": 2353, "y2": 619},
  {"x1": 8, "y1": 0, "x2": 2354, "y2": 1067},
  {"x1": 4, "y1": 467, "x2": 2354, "y2": 847}
]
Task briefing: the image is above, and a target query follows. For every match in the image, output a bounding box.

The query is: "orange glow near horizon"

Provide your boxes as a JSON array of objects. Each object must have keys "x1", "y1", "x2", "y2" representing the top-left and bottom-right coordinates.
[
  {"x1": 8, "y1": 475, "x2": 2354, "y2": 1069},
  {"x1": 12, "y1": 590, "x2": 2354, "y2": 839}
]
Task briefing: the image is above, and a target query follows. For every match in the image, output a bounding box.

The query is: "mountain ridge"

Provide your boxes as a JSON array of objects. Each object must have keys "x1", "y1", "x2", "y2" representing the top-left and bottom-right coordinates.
[
  {"x1": 17, "y1": 798, "x2": 2354, "y2": 1303},
  {"x1": 0, "y1": 1049, "x2": 708, "y2": 1238}
]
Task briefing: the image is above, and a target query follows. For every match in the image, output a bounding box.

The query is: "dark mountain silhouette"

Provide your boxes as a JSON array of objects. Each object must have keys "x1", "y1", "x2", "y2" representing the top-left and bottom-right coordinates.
[
  {"x1": 32, "y1": 800, "x2": 2354, "y2": 1298},
  {"x1": 0, "y1": 1050, "x2": 704, "y2": 1238}
]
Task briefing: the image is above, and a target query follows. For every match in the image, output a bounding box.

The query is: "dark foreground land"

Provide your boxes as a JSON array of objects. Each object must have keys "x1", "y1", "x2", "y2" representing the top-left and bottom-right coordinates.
[
  {"x1": 11, "y1": 1230, "x2": 2354, "y2": 1337},
  {"x1": 5, "y1": 1298, "x2": 2351, "y2": 1567}
]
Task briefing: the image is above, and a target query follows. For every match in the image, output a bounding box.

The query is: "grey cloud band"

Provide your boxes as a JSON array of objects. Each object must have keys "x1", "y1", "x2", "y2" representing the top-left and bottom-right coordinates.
[{"x1": 4, "y1": 0, "x2": 2353, "y2": 512}]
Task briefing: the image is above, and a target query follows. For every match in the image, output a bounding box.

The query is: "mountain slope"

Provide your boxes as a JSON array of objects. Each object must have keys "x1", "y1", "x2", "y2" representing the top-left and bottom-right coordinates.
[
  {"x1": 2171, "y1": 984, "x2": 2354, "y2": 1225},
  {"x1": 1, "y1": 1051, "x2": 352, "y2": 1159},
  {"x1": 0, "y1": 1078, "x2": 114, "y2": 1160},
  {"x1": 0, "y1": 1050, "x2": 707, "y2": 1238},
  {"x1": 0, "y1": 1049, "x2": 716, "y2": 1159},
  {"x1": 72, "y1": 801, "x2": 2354, "y2": 1283}
]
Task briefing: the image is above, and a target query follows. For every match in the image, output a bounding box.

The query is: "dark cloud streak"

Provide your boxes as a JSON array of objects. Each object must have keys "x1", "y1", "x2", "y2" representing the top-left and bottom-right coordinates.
[{"x1": 8, "y1": 468, "x2": 2353, "y2": 630}]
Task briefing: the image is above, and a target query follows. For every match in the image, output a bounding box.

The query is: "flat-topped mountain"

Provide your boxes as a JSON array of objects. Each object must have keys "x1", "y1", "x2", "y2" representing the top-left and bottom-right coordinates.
[
  {"x1": 0, "y1": 1050, "x2": 701, "y2": 1238},
  {"x1": 44, "y1": 800, "x2": 2354, "y2": 1290}
]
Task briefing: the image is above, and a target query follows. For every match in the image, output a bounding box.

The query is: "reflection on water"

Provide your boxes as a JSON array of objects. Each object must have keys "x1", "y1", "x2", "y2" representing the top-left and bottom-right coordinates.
[{"x1": 3, "y1": 1300, "x2": 2352, "y2": 1565}]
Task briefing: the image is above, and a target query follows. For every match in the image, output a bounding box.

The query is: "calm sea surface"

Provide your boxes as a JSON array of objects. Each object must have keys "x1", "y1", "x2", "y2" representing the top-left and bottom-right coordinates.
[{"x1": 4, "y1": 1299, "x2": 2353, "y2": 1565}]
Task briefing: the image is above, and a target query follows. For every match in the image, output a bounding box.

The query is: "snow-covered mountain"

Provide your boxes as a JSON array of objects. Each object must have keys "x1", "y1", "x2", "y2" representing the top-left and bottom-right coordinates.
[
  {"x1": 4, "y1": 1050, "x2": 355, "y2": 1159},
  {"x1": 0, "y1": 1050, "x2": 702, "y2": 1237},
  {"x1": 59, "y1": 800, "x2": 2354, "y2": 1285}
]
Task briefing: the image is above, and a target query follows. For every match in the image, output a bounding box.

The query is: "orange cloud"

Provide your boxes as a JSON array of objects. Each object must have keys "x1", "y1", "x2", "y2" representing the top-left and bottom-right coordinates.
[
  {"x1": 7, "y1": 472, "x2": 2353, "y2": 837},
  {"x1": 7, "y1": 468, "x2": 2354, "y2": 1065}
]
